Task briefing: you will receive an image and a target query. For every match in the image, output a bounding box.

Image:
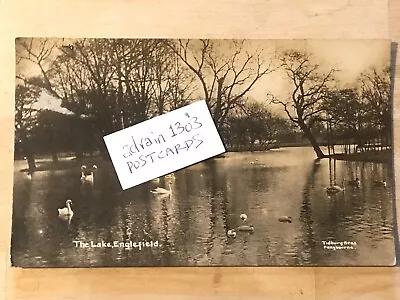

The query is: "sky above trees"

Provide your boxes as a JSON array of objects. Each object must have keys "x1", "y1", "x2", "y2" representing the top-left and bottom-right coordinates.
[{"x1": 16, "y1": 39, "x2": 391, "y2": 116}]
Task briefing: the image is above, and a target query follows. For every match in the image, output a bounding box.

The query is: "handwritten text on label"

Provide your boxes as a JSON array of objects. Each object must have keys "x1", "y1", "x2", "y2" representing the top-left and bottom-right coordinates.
[{"x1": 103, "y1": 100, "x2": 226, "y2": 190}]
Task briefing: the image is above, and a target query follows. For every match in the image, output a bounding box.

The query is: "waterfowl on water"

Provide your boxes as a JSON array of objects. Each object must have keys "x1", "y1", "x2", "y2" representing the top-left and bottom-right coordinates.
[
  {"x1": 58, "y1": 199, "x2": 73, "y2": 216},
  {"x1": 374, "y1": 180, "x2": 387, "y2": 188},
  {"x1": 326, "y1": 183, "x2": 344, "y2": 194},
  {"x1": 278, "y1": 216, "x2": 292, "y2": 223},
  {"x1": 165, "y1": 173, "x2": 175, "y2": 180},
  {"x1": 237, "y1": 224, "x2": 254, "y2": 232},
  {"x1": 240, "y1": 213, "x2": 248, "y2": 222},
  {"x1": 150, "y1": 183, "x2": 172, "y2": 195},
  {"x1": 151, "y1": 177, "x2": 160, "y2": 184},
  {"x1": 80, "y1": 165, "x2": 97, "y2": 185},
  {"x1": 347, "y1": 178, "x2": 361, "y2": 188},
  {"x1": 227, "y1": 229, "x2": 237, "y2": 238}
]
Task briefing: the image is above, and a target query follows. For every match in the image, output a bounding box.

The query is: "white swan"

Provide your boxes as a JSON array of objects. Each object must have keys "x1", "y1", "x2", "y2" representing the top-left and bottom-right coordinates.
[
  {"x1": 150, "y1": 183, "x2": 172, "y2": 195},
  {"x1": 81, "y1": 164, "x2": 97, "y2": 185},
  {"x1": 240, "y1": 213, "x2": 248, "y2": 222},
  {"x1": 58, "y1": 199, "x2": 73, "y2": 216},
  {"x1": 326, "y1": 180, "x2": 345, "y2": 194}
]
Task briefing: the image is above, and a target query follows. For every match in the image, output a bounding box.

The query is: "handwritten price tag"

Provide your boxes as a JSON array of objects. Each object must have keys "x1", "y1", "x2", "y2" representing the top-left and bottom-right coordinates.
[{"x1": 103, "y1": 100, "x2": 226, "y2": 190}]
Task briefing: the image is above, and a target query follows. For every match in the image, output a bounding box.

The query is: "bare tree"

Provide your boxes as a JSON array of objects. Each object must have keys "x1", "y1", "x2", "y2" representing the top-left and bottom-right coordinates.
[
  {"x1": 358, "y1": 65, "x2": 391, "y2": 149},
  {"x1": 16, "y1": 38, "x2": 60, "y2": 97},
  {"x1": 15, "y1": 39, "x2": 56, "y2": 170},
  {"x1": 221, "y1": 100, "x2": 292, "y2": 151},
  {"x1": 271, "y1": 50, "x2": 337, "y2": 158},
  {"x1": 167, "y1": 39, "x2": 275, "y2": 130},
  {"x1": 323, "y1": 88, "x2": 361, "y2": 153},
  {"x1": 16, "y1": 38, "x2": 114, "y2": 159},
  {"x1": 151, "y1": 49, "x2": 195, "y2": 116}
]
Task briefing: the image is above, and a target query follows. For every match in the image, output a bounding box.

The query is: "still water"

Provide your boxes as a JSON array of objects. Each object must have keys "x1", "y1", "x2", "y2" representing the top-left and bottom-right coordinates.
[{"x1": 11, "y1": 147, "x2": 395, "y2": 267}]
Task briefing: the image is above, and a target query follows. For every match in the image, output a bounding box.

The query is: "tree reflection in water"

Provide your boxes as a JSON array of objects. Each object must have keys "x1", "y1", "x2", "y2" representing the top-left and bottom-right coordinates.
[{"x1": 11, "y1": 147, "x2": 396, "y2": 267}]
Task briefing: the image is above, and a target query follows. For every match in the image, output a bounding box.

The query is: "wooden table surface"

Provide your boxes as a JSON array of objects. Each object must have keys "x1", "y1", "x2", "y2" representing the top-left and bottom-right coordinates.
[{"x1": 1, "y1": 0, "x2": 400, "y2": 299}]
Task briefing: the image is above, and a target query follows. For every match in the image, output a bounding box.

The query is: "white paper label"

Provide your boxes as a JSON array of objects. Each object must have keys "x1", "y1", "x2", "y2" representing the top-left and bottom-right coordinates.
[{"x1": 103, "y1": 100, "x2": 226, "y2": 190}]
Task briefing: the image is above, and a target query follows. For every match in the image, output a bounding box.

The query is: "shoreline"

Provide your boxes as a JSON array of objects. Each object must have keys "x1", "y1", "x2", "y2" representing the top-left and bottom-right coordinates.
[
  {"x1": 326, "y1": 150, "x2": 391, "y2": 163},
  {"x1": 15, "y1": 147, "x2": 392, "y2": 171}
]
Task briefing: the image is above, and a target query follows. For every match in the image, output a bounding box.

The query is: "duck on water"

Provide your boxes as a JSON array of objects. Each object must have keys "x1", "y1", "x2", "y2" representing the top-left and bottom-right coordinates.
[
  {"x1": 347, "y1": 178, "x2": 361, "y2": 188},
  {"x1": 374, "y1": 180, "x2": 387, "y2": 188}
]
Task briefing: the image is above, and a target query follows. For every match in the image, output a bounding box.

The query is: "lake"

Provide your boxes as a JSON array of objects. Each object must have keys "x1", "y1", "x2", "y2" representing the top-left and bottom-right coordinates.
[{"x1": 11, "y1": 146, "x2": 396, "y2": 267}]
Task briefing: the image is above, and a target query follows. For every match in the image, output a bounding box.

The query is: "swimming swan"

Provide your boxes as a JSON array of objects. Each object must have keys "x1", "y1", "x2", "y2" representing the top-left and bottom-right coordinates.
[
  {"x1": 58, "y1": 199, "x2": 73, "y2": 216},
  {"x1": 326, "y1": 183, "x2": 344, "y2": 194},
  {"x1": 81, "y1": 165, "x2": 97, "y2": 185},
  {"x1": 150, "y1": 183, "x2": 172, "y2": 195}
]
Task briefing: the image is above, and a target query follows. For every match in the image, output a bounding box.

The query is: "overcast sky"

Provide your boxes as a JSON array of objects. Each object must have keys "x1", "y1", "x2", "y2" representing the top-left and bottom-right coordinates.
[{"x1": 245, "y1": 39, "x2": 390, "y2": 102}]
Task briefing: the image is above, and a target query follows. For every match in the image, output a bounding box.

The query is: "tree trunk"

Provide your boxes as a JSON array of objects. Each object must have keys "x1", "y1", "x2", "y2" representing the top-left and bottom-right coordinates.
[
  {"x1": 299, "y1": 122, "x2": 326, "y2": 158},
  {"x1": 51, "y1": 151, "x2": 58, "y2": 162},
  {"x1": 27, "y1": 153, "x2": 36, "y2": 172},
  {"x1": 49, "y1": 127, "x2": 59, "y2": 163},
  {"x1": 23, "y1": 135, "x2": 37, "y2": 172},
  {"x1": 249, "y1": 137, "x2": 255, "y2": 152},
  {"x1": 75, "y1": 150, "x2": 83, "y2": 162}
]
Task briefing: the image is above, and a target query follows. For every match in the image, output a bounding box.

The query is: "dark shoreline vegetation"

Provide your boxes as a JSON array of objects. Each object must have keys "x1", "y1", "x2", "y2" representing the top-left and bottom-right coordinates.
[
  {"x1": 328, "y1": 149, "x2": 392, "y2": 164},
  {"x1": 17, "y1": 146, "x2": 392, "y2": 174},
  {"x1": 214, "y1": 148, "x2": 393, "y2": 164}
]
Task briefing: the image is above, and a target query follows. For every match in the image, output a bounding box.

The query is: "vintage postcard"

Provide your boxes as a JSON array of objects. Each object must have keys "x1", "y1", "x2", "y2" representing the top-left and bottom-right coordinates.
[{"x1": 11, "y1": 38, "x2": 396, "y2": 267}]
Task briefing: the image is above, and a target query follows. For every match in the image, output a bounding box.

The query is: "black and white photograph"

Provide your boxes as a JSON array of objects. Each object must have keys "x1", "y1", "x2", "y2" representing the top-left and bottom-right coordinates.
[{"x1": 11, "y1": 38, "x2": 396, "y2": 267}]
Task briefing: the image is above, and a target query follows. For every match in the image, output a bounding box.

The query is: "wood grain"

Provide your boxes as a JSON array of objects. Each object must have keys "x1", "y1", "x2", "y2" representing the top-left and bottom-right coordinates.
[
  {"x1": 9, "y1": 267, "x2": 315, "y2": 299},
  {"x1": 0, "y1": 0, "x2": 399, "y2": 299}
]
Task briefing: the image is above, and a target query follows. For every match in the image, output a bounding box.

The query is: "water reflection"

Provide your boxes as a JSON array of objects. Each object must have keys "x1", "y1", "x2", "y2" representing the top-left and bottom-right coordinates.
[{"x1": 11, "y1": 147, "x2": 395, "y2": 267}]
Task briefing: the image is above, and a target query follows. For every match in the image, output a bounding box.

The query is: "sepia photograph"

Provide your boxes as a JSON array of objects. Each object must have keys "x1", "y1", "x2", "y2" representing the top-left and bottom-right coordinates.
[{"x1": 11, "y1": 38, "x2": 395, "y2": 267}]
